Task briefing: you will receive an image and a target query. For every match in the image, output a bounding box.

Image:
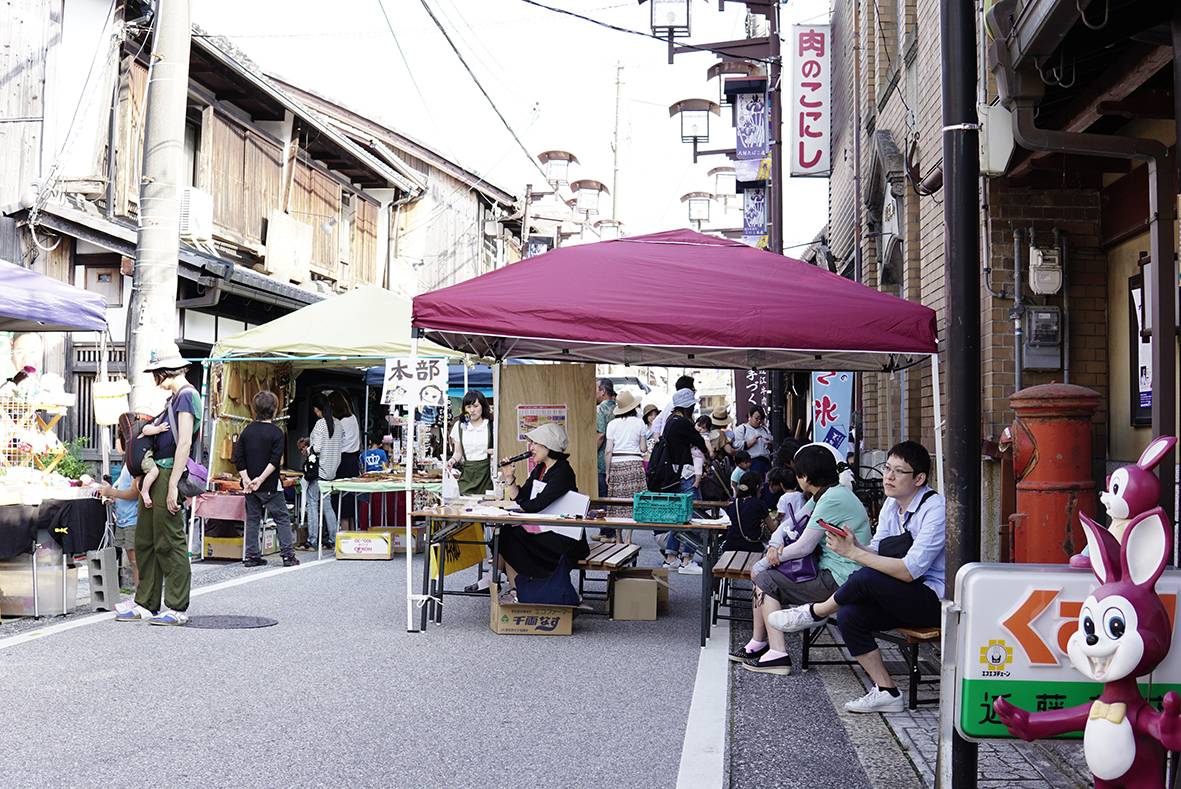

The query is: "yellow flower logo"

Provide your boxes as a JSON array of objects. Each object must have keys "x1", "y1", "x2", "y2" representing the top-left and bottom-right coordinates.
[{"x1": 979, "y1": 639, "x2": 1014, "y2": 669}]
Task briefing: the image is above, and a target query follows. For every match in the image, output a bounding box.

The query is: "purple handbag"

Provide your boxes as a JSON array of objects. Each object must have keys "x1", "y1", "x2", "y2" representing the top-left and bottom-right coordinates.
[{"x1": 773, "y1": 502, "x2": 819, "y2": 583}]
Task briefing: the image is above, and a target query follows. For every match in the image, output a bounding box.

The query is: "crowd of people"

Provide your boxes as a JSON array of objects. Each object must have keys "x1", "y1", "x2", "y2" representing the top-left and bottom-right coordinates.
[{"x1": 98, "y1": 353, "x2": 945, "y2": 713}]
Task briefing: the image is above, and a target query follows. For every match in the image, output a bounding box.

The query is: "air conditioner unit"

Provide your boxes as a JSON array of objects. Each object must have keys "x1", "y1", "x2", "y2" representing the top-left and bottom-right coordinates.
[{"x1": 178, "y1": 187, "x2": 214, "y2": 243}]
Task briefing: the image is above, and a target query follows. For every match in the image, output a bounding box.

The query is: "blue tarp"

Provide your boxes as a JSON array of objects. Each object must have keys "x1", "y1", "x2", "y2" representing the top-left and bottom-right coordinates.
[{"x1": 0, "y1": 259, "x2": 107, "y2": 332}]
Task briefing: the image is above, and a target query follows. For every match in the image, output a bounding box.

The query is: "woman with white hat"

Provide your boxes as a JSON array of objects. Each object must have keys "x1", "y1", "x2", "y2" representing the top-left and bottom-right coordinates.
[
  {"x1": 603, "y1": 390, "x2": 648, "y2": 539},
  {"x1": 114, "y1": 342, "x2": 199, "y2": 627},
  {"x1": 495, "y1": 422, "x2": 589, "y2": 601}
]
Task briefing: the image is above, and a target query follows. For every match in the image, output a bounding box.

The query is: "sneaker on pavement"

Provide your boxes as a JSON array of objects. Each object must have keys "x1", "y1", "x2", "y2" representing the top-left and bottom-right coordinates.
[
  {"x1": 282, "y1": 556, "x2": 301, "y2": 567},
  {"x1": 728, "y1": 644, "x2": 769, "y2": 663},
  {"x1": 115, "y1": 604, "x2": 154, "y2": 622},
  {"x1": 741, "y1": 653, "x2": 793, "y2": 675},
  {"x1": 243, "y1": 557, "x2": 268, "y2": 567},
  {"x1": 845, "y1": 687, "x2": 905, "y2": 714},
  {"x1": 148, "y1": 609, "x2": 189, "y2": 626},
  {"x1": 768, "y1": 605, "x2": 822, "y2": 633},
  {"x1": 678, "y1": 561, "x2": 703, "y2": 575},
  {"x1": 661, "y1": 559, "x2": 679, "y2": 569}
]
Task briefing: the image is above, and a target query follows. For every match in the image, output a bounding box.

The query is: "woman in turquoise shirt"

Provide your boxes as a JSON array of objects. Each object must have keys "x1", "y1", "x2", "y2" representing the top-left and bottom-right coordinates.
[{"x1": 734, "y1": 445, "x2": 871, "y2": 674}]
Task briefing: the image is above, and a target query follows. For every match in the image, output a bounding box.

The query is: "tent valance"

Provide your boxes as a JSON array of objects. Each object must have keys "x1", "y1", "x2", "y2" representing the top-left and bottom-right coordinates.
[
  {"x1": 0, "y1": 259, "x2": 107, "y2": 333},
  {"x1": 411, "y1": 230, "x2": 937, "y2": 372}
]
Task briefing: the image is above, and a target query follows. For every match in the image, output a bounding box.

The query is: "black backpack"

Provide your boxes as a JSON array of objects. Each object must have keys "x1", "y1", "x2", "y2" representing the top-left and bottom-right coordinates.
[
  {"x1": 646, "y1": 438, "x2": 681, "y2": 492},
  {"x1": 699, "y1": 453, "x2": 734, "y2": 502}
]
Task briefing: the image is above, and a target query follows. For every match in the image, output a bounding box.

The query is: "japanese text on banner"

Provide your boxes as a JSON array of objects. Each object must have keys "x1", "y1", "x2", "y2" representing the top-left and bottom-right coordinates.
[
  {"x1": 790, "y1": 25, "x2": 831, "y2": 177},
  {"x1": 811, "y1": 371, "x2": 852, "y2": 457},
  {"x1": 381, "y1": 357, "x2": 447, "y2": 406}
]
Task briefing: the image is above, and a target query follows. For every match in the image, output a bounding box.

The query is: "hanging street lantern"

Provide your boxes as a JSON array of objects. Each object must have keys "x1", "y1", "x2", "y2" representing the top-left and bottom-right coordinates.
[
  {"x1": 708, "y1": 165, "x2": 736, "y2": 196},
  {"x1": 681, "y1": 191, "x2": 713, "y2": 227},
  {"x1": 669, "y1": 98, "x2": 720, "y2": 144},
  {"x1": 570, "y1": 179, "x2": 609, "y2": 215},
  {"x1": 707, "y1": 60, "x2": 763, "y2": 108},
  {"x1": 538, "y1": 150, "x2": 579, "y2": 187},
  {"x1": 594, "y1": 219, "x2": 623, "y2": 240}
]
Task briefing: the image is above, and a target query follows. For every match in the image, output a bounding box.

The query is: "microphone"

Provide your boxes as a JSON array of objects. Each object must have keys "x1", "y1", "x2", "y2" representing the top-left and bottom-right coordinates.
[{"x1": 498, "y1": 451, "x2": 531, "y2": 467}]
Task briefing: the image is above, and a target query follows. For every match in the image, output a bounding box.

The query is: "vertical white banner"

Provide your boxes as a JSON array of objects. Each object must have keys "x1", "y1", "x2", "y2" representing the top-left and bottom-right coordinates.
[{"x1": 789, "y1": 24, "x2": 832, "y2": 177}]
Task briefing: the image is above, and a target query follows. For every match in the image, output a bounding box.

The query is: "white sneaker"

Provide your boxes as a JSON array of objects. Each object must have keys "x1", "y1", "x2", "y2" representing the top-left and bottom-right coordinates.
[
  {"x1": 768, "y1": 605, "x2": 822, "y2": 633},
  {"x1": 844, "y1": 687, "x2": 905, "y2": 714},
  {"x1": 678, "y1": 561, "x2": 703, "y2": 575},
  {"x1": 661, "y1": 559, "x2": 679, "y2": 569},
  {"x1": 148, "y1": 609, "x2": 190, "y2": 626}
]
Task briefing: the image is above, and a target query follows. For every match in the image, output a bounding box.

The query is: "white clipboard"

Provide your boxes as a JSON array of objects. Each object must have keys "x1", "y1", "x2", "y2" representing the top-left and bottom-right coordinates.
[{"x1": 525, "y1": 482, "x2": 588, "y2": 539}]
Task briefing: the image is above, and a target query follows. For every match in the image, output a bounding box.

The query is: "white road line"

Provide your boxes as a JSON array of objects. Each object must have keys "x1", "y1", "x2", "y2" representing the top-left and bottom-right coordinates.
[
  {"x1": 677, "y1": 619, "x2": 731, "y2": 789},
  {"x1": 0, "y1": 558, "x2": 331, "y2": 653}
]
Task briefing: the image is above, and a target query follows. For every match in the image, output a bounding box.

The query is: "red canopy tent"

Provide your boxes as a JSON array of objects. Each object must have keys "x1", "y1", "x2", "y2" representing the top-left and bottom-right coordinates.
[
  {"x1": 403, "y1": 229, "x2": 943, "y2": 631},
  {"x1": 412, "y1": 229, "x2": 937, "y2": 372}
]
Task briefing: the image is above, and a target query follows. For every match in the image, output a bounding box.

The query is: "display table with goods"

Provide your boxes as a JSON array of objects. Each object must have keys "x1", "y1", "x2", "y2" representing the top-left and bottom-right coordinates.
[
  {"x1": 0, "y1": 396, "x2": 105, "y2": 617},
  {"x1": 187, "y1": 472, "x2": 303, "y2": 561},
  {"x1": 311, "y1": 470, "x2": 444, "y2": 561},
  {"x1": 412, "y1": 494, "x2": 730, "y2": 645}
]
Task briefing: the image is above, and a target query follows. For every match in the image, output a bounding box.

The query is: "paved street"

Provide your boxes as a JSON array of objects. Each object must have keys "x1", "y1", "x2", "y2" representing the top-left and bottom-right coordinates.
[{"x1": 1, "y1": 545, "x2": 1093, "y2": 789}]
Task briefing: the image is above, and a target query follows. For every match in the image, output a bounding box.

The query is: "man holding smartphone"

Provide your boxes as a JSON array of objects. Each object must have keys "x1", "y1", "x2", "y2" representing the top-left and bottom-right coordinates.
[{"x1": 769, "y1": 441, "x2": 946, "y2": 713}]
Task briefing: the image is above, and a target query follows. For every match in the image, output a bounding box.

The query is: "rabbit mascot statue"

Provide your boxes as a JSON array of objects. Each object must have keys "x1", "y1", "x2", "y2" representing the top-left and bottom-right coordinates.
[
  {"x1": 994, "y1": 506, "x2": 1181, "y2": 787},
  {"x1": 1070, "y1": 436, "x2": 1177, "y2": 568}
]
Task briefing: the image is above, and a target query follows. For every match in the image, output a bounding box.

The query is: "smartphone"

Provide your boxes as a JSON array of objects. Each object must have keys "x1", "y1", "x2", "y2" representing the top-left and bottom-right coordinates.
[{"x1": 817, "y1": 518, "x2": 848, "y2": 538}]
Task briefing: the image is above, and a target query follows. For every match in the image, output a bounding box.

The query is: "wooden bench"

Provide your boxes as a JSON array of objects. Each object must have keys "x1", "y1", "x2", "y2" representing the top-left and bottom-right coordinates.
[
  {"x1": 577, "y1": 541, "x2": 642, "y2": 601},
  {"x1": 711, "y1": 550, "x2": 762, "y2": 624},
  {"x1": 801, "y1": 623, "x2": 941, "y2": 710}
]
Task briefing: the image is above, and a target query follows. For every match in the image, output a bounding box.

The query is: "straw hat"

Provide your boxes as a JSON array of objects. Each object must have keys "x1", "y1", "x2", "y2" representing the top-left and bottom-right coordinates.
[
  {"x1": 526, "y1": 422, "x2": 569, "y2": 453},
  {"x1": 642, "y1": 403, "x2": 659, "y2": 420},
  {"x1": 143, "y1": 341, "x2": 191, "y2": 372},
  {"x1": 613, "y1": 390, "x2": 641, "y2": 416},
  {"x1": 710, "y1": 405, "x2": 732, "y2": 427}
]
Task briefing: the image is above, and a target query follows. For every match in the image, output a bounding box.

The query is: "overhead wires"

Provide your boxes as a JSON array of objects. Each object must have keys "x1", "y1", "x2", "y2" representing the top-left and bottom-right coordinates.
[{"x1": 416, "y1": 0, "x2": 549, "y2": 182}]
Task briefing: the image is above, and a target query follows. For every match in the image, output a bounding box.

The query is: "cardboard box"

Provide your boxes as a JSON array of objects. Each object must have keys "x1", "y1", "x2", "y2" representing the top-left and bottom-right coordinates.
[
  {"x1": 489, "y1": 582, "x2": 574, "y2": 636},
  {"x1": 335, "y1": 530, "x2": 393, "y2": 561},
  {"x1": 612, "y1": 567, "x2": 670, "y2": 614},
  {"x1": 203, "y1": 528, "x2": 278, "y2": 560},
  {"x1": 369, "y1": 526, "x2": 423, "y2": 554},
  {"x1": 611, "y1": 577, "x2": 658, "y2": 621}
]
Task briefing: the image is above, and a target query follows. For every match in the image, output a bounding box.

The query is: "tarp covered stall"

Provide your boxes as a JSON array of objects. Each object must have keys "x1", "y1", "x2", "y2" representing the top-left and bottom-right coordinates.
[
  {"x1": 412, "y1": 230, "x2": 938, "y2": 372},
  {"x1": 203, "y1": 286, "x2": 460, "y2": 561},
  {"x1": 408, "y1": 229, "x2": 945, "y2": 632},
  {"x1": 0, "y1": 259, "x2": 107, "y2": 332}
]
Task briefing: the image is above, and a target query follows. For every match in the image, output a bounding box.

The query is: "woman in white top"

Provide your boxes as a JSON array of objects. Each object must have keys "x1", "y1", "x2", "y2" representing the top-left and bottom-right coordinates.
[
  {"x1": 328, "y1": 390, "x2": 361, "y2": 528},
  {"x1": 733, "y1": 405, "x2": 773, "y2": 476},
  {"x1": 604, "y1": 390, "x2": 649, "y2": 540},
  {"x1": 445, "y1": 390, "x2": 494, "y2": 495},
  {"x1": 301, "y1": 393, "x2": 343, "y2": 549}
]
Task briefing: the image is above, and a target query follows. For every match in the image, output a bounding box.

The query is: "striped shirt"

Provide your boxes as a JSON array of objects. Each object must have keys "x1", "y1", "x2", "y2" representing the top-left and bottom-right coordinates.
[{"x1": 310, "y1": 417, "x2": 343, "y2": 480}]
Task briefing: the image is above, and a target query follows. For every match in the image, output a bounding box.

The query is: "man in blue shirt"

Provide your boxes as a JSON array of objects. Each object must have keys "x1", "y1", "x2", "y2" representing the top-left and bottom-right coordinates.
[{"x1": 769, "y1": 440, "x2": 945, "y2": 714}]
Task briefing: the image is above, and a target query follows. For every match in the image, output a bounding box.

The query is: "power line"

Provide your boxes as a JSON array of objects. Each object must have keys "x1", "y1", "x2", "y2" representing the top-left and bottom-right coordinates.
[
  {"x1": 416, "y1": 0, "x2": 549, "y2": 182},
  {"x1": 375, "y1": 0, "x2": 455, "y2": 161},
  {"x1": 514, "y1": 0, "x2": 774, "y2": 65}
]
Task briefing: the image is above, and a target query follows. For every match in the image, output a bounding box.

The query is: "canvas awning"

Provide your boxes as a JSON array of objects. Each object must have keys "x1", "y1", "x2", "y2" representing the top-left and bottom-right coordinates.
[
  {"x1": 0, "y1": 259, "x2": 107, "y2": 333},
  {"x1": 211, "y1": 285, "x2": 457, "y2": 362},
  {"x1": 411, "y1": 230, "x2": 938, "y2": 372}
]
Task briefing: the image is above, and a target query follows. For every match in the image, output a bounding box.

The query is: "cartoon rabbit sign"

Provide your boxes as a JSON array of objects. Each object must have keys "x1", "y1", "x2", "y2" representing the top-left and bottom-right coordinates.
[
  {"x1": 1070, "y1": 435, "x2": 1176, "y2": 569},
  {"x1": 995, "y1": 507, "x2": 1181, "y2": 787}
]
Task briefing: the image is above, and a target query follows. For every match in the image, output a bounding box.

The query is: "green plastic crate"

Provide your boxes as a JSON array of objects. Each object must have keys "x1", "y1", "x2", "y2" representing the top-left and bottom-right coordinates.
[{"x1": 633, "y1": 492, "x2": 695, "y2": 524}]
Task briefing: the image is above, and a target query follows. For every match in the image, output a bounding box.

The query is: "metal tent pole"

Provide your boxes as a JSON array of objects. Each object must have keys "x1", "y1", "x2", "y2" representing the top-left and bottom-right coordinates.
[
  {"x1": 931, "y1": 354, "x2": 945, "y2": 495},
  {"x1": 406, "y1": 335, "x2": 419, "y2": 632}
]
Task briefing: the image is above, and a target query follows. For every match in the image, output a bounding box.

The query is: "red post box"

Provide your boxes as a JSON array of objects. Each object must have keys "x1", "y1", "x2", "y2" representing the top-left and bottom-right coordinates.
[{"x1": 1007, "y1": 383, "x2": 1102, "y2": 563}]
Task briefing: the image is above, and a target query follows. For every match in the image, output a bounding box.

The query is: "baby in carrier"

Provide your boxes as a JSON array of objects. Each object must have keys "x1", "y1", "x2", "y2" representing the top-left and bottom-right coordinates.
[{"x1": 126, "y1": 414, "x2": 170, "y2": 508}]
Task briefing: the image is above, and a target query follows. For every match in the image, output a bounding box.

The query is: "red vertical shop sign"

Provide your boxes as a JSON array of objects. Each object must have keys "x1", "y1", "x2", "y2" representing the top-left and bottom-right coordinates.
[{"x1": 789, "y1": 25, "x2": 831, "y2": 177}]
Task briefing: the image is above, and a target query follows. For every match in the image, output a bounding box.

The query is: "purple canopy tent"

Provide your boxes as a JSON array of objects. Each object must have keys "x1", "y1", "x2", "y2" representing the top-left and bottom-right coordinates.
[{"x1": 0, "y1": 259, "x2": 107, "y2": 332}]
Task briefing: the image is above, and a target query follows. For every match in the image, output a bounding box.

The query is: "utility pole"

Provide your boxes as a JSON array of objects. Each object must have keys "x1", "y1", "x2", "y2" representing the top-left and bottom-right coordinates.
[
  {"x1": 126, "y1": 0, "x2": 191, "y2": 410},
  {"x1": 767, "y1": 4, "x2": 787, "y2": 447},
  {"x1": 941, "y1": 0, "x2": 981, "y2": 786},
  {"x1": 611, "y1": 62, "x2": 623, "y2": 222}
]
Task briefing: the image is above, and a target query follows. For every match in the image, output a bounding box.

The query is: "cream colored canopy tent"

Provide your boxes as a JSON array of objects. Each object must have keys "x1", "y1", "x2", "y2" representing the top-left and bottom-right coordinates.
[
  {"x1": 211, "y1": 285, "x2": 456, "y2": 361},
  {"x1": 198, "y1": 285, "x2": 459, "y2": 561}
]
